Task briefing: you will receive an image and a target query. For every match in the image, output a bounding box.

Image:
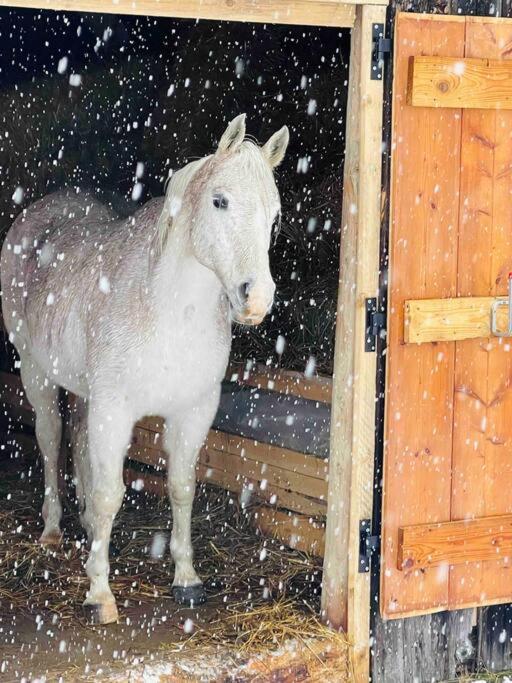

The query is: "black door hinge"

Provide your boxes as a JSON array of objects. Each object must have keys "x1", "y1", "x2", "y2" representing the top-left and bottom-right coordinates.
[
  {"x1": 359, "y1": 519, "x2": 380, "y2": 573},
  {"x1": 371, "y1": 23, "x2": 391, "y2": 81},
  {"x1": 365, "y1": 297, "x2": 386, "y2": 352}
]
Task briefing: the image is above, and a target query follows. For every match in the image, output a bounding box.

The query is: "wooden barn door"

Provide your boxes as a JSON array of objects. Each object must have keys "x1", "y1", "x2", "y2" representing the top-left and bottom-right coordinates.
[{"x1": 382, "y1": 12, "x2": 512, "y2": 619}]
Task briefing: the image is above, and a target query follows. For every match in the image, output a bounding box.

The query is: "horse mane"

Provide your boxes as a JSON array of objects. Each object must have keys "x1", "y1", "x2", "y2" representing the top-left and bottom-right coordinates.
[{"x1": 156, "y1": 155, "x2": 211, "y2": 250}]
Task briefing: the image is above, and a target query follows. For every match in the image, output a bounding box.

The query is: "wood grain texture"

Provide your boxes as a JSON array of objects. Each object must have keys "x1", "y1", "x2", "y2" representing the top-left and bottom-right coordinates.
[
  {"x1": 206, "y1": 429, "x2": 329, "y2": 480},
  {"x1": 382, "y1": 12, "x2": 464, "y2": 619},
  {"x1": 254, "y1": 506, "x2": 325, "y2": 556},
  {"x1": 320, "y1": 6, "x2": 385, "y2": 681},
  {"x1": 372, "y1": 608, "x2": 476, "y2": 682},
  {"x1": 196, "y1": 462, "x2": 327, "y2": 517},
  {"x1": 200, "y1": 443, "x2": 327, "y2": 500},
  {"x1": 128, "y1": 426, "x2": 329, "y2": 517},
  {"x1": 398, "y1": 515, "x2": 512, "y2": 570},
  {"x1": 449, "y1": 17, "x2": 512, "y2": 611},
  {"x1": 0, "y1": 0, "x2": 359, "y2": 27},
  {"x1": 226, "y1": 363, "x2": 332, "y2": 404},
  {"x1": 408, "y1": 56, "x2": 512, "y2": 110},
  {"x1": 404, "y1": 296, "x2": 510, "y2": 343}
]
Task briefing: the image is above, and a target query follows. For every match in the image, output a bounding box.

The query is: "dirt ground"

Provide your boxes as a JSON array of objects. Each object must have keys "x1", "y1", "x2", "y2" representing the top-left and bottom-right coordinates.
[{"x1": 0, "y1": 596, "x2": 227, "y2": 681}]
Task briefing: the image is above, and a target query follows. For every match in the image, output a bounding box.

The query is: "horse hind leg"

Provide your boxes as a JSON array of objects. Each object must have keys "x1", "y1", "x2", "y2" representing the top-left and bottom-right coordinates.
[
  {"x1": 70, "y1": 397, "x2": 94, "y2": 544},
  {"x1": 82, "y1": 399, "x2": 132, "y2": 624},
  {"x1": 20, "y1": 355, "x2": 63, "y2": 544}
]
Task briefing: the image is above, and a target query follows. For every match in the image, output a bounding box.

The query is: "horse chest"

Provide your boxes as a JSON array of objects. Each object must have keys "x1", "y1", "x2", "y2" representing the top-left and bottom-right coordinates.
[{"x1": 125, "y1": 304, "x2": 231, "y2": 415}]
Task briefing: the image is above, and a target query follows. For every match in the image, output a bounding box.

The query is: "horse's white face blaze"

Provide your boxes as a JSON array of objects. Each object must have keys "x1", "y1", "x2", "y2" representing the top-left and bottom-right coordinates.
[{"x1": 182, "y1": 114, "x2": 289, "y2": 326}]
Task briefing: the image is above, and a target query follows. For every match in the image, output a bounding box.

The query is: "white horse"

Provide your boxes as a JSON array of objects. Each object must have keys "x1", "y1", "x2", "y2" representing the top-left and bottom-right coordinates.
[{"x1": 1, "y1": 114, "x2": 289, "y2": 624}]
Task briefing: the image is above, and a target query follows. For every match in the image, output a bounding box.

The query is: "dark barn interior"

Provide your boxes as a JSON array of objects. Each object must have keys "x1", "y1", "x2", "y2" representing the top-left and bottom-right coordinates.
[{"x1": 0, "y1": 7, "x2": 351, "y2": 681}]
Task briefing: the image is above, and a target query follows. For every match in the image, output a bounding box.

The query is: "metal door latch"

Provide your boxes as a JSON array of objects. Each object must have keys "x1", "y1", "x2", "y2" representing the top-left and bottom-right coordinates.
[{"x1": 491, "y1": 272, "x2": 512, "y2": 337}]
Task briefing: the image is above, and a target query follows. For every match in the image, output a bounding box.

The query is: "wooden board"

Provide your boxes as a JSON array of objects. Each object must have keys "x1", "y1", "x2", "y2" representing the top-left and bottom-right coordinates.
[
  {"x1": 382, "y1": 12, "x2": 464, "y2": 619},
  {"x1": 398, "y1": 514, "x2": 512, "y2": 570},
  {"x1": 408, "y1": 56, "x2": 512, "y2": 110},
  {"x1": 226, "y1": 363, "x2": 332, "y2": 403},
  {"x1": 404, "y1": 296, "x2": 510, "y2": 343},
  {"x1": 128, "y1": 426, "x2": 328, "y2": 518},
  {"x1": 0, "y1": 0, "x2": 360, "y2": 27},
  {"x1": 319, "y1": 5, "x2": 385, "y2": 682},
  {"x1": 449, "y1": 14, "x2": 512, "y2": 613},
  {"x1": 196, "y1": 462, "x2": 327, "y2": 517},
  {"x1": 254, "y1": 506, "x2": 325, "y2": 556},
  {"x1": 206, "y1": 429, "x2": 329, "y2": 481},
  {"x1": 383, "y1": 13, "x2": 512, "y2": 620}
]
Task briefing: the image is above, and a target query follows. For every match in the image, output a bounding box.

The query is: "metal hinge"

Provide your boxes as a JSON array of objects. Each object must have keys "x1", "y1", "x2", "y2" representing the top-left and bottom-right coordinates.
[
  {"x1": 365, "y1": 297, "x2": 386, "y2": 352},
  {"x1": 359, "y1": 519, "x2": 380, "y2": 573},
  {"x1": 371, "y1": 23, "x2": 391, "y2": 81}
]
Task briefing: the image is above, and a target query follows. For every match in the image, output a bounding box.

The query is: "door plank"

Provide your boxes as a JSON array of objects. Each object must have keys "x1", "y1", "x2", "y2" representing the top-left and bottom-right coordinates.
[
  {"x1": 449, "y1": 18, "x2": 512, "y2": 610},
  {"x1": 408, "y1": 56, "x2": 512, "y2": 110},
  {"x1": 381, "y1": 13, "x2": 464, "y2": 619},
  {"x1": 404, "y1": 296, "x2": 511, "y2": 343},
  {"x1": 399, "y1": 515, "x2": 512, "y2": 570}
]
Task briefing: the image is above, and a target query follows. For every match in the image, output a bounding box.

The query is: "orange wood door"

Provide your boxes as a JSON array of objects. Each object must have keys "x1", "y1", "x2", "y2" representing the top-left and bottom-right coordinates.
[{"x1": 382, "y1": 13, "x2": 512, "y2": 619}]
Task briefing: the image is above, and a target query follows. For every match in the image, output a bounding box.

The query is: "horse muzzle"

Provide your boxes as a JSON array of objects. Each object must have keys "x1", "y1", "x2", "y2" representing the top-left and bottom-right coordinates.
[{"x1": 229, "y1": 277, "x2": 275, "y2": 327}]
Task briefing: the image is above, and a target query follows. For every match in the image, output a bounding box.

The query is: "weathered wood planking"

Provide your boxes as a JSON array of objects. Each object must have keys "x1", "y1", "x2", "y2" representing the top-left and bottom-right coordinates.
[
  {"x1": 128, "y1": 426, "x2": 328, "y2": 518},
  {"x1": 408, "y1": 56, "x2": 512, "y2": 109},
  {"x1": 449, "y1": 17, "x2": 512, "y2": 612},
  {"x1": 372, "y1": 607, "x2": 476, "y2": 683},
  {"x1": 206, "y1": 429, "x2": 328, "y2": 480},
  {"x1": 254, "y1": 506, "x2": 325, "y2": 556},
  {"x1": 382, "y1": 13, "x2": 464, "y2": 619},
  {"x1": 404, "y1": 296, "x2": 511, "y2": 343},
  {"x1": 398, "y1": 515, "x2": 512, "y2": 570},
  {"x1": 196, "y1": 462, "x2": 327, "y2": 517},
  {"x1": 226, "y1": 363, "x2": 332, "y2": 404},
  {"x1": 0, "y1": 0, "x2": 359, "y2": 27}
]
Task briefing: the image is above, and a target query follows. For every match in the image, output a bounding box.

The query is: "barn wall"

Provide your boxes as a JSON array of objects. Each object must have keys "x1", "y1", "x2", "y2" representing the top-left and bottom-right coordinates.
[{"x1": 371, "y1": 1, "x2": 512, "y2": 680}]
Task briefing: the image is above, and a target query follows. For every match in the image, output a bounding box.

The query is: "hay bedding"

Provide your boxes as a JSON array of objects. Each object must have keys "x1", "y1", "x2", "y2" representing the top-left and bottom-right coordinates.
[{"x1": 0, "y1": 453, "x2": 349, "y2": 681}]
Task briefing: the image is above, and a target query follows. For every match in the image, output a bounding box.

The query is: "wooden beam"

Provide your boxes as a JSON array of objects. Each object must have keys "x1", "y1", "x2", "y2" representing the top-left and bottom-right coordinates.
[
  {"x1": 0, "y1": 0, "x2": 361, "y2": 27},
  {"x1": 196, "y1": 462, "x2": 327, "y2": 517},
  {"x1": 320, "y1": 4, "x2": 385, "y2": 682},
  {"x1": 404, "y1": 296, "x2": 510, "y2": 343},
  {"x1": 128, "y1": 427, "x2": 328, "y2": 516},
  {"x1": 398, "y1": 514, "x2": 512, "y2": 571},
  {"x1": 201, "y1": 443, "x2": 327, "y2": 500},
  {"x1": 254, "y1": 506, "x2": 325, "y2": 556},
  {"x1": 130, "y1": 425, "x2": 329, "y2": 480},
  {"x1": 408, "y1": 55, "x2": 512, "y2": 110},
  {"x1": 226, "y1": 362, "x2": 332, "y2": 404},
  {"x1": 206, "y1": 429, "x2": 329, "y2": 480}
]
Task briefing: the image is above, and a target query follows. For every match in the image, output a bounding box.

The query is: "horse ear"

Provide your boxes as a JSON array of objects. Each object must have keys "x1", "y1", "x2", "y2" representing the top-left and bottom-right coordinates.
[
  {"x1": 217, "y1": 114, "x2": 246, "y2": 154},
  {"x1": 262, "y1": 126, "x2": 290, "y2": 168}
]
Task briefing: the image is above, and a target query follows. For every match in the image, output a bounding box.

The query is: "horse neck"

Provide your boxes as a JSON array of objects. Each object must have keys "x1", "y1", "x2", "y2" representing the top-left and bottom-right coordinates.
[{"x1": 152, "y1": 220, "x2": 224, "y2": 321}]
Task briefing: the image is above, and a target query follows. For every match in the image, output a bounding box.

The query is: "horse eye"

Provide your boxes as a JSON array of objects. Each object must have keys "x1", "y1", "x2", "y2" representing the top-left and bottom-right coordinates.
[{"x1": 213, "y1": 194, "x2": 228, "y2": 210}]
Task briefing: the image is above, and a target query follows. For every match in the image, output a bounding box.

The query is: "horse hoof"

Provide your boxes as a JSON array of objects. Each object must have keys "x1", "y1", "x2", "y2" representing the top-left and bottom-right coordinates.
[
  {"x1": 83, "y1": 601, "x2": 119, "y2": 625},
  {"x1": 172, "y1": 584, "x2": 207, "y2": 607},
  {"x1": 39, "y1": 530, "x2": 62, "y2": 546}
]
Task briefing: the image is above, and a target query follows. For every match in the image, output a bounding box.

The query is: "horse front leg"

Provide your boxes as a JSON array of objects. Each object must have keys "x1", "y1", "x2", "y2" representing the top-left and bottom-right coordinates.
[
  {"x1": 165, "y1": 388, "x2": 220, "y2": 607},
  {"x1": 83, "y1": 400, "x2": 133, "y2": 624}
]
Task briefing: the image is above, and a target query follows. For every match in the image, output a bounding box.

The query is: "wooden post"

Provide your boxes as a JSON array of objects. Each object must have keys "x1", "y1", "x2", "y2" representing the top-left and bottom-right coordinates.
[{"x1": 321, "y1": 4, "x2": 385, "y2": 681}]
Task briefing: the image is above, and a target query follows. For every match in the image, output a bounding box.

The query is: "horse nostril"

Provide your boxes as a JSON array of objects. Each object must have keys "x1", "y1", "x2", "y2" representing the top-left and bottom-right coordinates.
[{"x1": 239, "y1": 280, "x2": 253, "y2": 304}]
